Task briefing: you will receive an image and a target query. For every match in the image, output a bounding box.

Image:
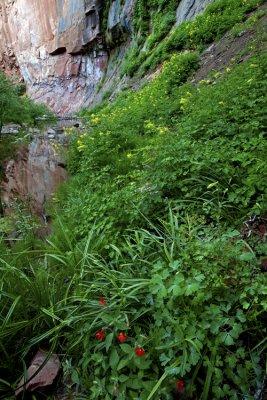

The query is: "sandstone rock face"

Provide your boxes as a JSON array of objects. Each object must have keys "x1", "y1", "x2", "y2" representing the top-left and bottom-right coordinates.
[
  {"x1": 176, "y1": 0, "x2": 214, "y2": 25},
  {"x1": 0, "y1": 0, "x2": 136, "y2": 114},
  {"x1": 0, "y1": 0, "x2": 108, "y2": 114},
  {"x1": 0, "y1": 1, "x2": 21, "y2": 78},
  {"x1": 1, "y1": 132, "x2": 68, "y2": 215}
]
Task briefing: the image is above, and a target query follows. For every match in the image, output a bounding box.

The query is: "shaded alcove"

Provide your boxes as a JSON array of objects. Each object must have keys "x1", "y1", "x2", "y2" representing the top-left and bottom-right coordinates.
[{"x1": 50, "y1": 47, "x2": 67, "y2": 56}]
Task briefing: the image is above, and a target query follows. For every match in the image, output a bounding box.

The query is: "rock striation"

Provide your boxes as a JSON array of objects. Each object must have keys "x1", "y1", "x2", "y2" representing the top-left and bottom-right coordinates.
[{"x1": 0, "y1": 0, "x2": 136, "y2": 114}]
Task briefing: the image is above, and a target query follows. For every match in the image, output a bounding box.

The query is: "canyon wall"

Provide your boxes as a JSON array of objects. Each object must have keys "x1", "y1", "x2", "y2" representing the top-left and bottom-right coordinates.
[
  {"x1": 0, "y1": 0, "x2": 135, "y2": 114},
  {"x1": 0, "y1": 0, "x2": 213, "y2": 115}
]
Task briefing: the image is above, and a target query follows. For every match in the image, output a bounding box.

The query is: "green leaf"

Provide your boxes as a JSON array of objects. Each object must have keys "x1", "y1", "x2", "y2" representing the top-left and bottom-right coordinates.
[
  {"x1": 219, "y1": 332, "x2": 234, "y2": 346},
  {"x1": 105, "y1": 332, "x2": 114, "y2": 351},
  {"x1": 109, "y1": 348, "x2": 120, "y2": 369},
  {"x1": 185, "y1": 282, "x2": 200, "y2": 295},
  {"x1": 239, "y1": 252, "x2": 255, "y2": 262},
  {"x1": 71, "y1": 369, "x2": 80, "y2": 385},
  {"x1": 118, "y1": 374, "x2": 129, "y2": 383},
  {"x1": 117, "y1": 357, "x2": 131, "y2": 371},
  {"x1": 120, "y1": 344, "x2": 133, "y2": 354}
]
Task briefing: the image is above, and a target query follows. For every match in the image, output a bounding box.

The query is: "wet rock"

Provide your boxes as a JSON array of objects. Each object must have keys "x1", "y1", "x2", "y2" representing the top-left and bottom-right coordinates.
[
  {"x1": 1, "y1": 124, "x2": 21, "y2": 135},
  {"x1": 47, "y1": 128, "x2": 56, "y2": 135},
  {"x1": 106, "y1": 0, "x2": 132, "y2": 46}
]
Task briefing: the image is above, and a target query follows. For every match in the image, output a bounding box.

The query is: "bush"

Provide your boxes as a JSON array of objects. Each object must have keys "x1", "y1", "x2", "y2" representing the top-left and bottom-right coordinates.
[
  {"x1": 56, "y1": 52, "x2": 200, "y2": 239},
  {"x1": 0, "y1": 213, "x2": 266, "y2": 399}
]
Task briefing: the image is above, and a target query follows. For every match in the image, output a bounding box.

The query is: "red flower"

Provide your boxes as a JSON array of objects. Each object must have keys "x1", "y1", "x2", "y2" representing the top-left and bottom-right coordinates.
[
  {"x1": 135, "y1": 347, "x2": 145, "y2": 357},
  {"x1": 117, "y1": 332, "x2": 128, "y2": 343},
  {"x1": 176, "y1": 379, "x2": 185, "y2": 393},
  {"x1": 95, "y1": 329, "x2": 105, "y2": 341},
  {"x1": 99, "y1": 296, "x2": 106, "y2": 306}
]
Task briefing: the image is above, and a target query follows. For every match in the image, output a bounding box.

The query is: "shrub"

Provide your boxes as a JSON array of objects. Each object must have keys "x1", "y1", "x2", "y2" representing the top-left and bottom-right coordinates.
[{"x1": 0, "y1": 71, "x2": 54, "y2": 133}]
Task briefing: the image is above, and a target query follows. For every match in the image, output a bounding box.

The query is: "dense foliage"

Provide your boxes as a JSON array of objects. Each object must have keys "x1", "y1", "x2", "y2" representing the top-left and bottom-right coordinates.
[
  {"x1": 64, "y1": 52, "x2": 266, "y2": 241},
  {"x1": 0, "y1": 1, "x2": 266, "y2": 399}
]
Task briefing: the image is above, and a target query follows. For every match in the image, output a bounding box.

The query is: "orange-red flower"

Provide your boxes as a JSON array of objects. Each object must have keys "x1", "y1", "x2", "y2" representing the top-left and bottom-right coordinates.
[
  {"x1": 117, "y1": 332, "x2": 128, "y2": 343},
  {"x1": 135, "y1": 347, "x2": 145, "y2": 357},
  {"x1": 95, "y1": 329, "x2": 105, "y2": 341},
  {"x1": 176, "y1": 379, "x2": 185, "y2": 393},
  {"x1": 99, "y1": 296, "x2": 106, "y2": 306}
]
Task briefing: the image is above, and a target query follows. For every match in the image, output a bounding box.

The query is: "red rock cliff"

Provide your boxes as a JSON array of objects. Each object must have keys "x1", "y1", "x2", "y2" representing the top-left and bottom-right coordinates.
[{"x1": 0, "y1": 0, "x2": 135, "y2": 114}]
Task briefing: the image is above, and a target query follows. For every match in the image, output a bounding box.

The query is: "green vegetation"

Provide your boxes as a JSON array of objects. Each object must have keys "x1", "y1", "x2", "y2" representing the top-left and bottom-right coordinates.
[
  {"x1": 0, "y1": 71, "x2": 52, "y2": 134},
  {"x1": 0, "y1": 1, "x2": 266, "y2": 399},
  {"x1": 1, "y1": 50, "x2": 266, "y2": 399},
  {"x1": 122, "y1": 0, "x2": 263, "y2": 76},
  {"x1": 133, "y1": 0, "x2": 178, "y2": 45},
  {"x1": 63, "y1": 51, "x2": 266, "y2": 240}
]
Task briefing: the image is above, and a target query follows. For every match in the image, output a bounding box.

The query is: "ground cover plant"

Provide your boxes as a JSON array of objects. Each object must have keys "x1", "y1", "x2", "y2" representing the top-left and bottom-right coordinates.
[{"x1": 0, "y1": 1, "x2": 266, "y2": 399}]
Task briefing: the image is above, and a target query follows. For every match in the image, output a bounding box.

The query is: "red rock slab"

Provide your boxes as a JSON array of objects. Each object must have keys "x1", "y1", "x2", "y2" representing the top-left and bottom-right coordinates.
[{"x1": 15, "y1": 350, "x2": 60, "y2": 396}]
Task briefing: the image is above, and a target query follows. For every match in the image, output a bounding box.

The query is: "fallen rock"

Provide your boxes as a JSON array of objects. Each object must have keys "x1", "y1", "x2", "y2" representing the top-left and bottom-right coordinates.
[{"x1": 15, "y1": 349, "x2": 60, "y2": 396}]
